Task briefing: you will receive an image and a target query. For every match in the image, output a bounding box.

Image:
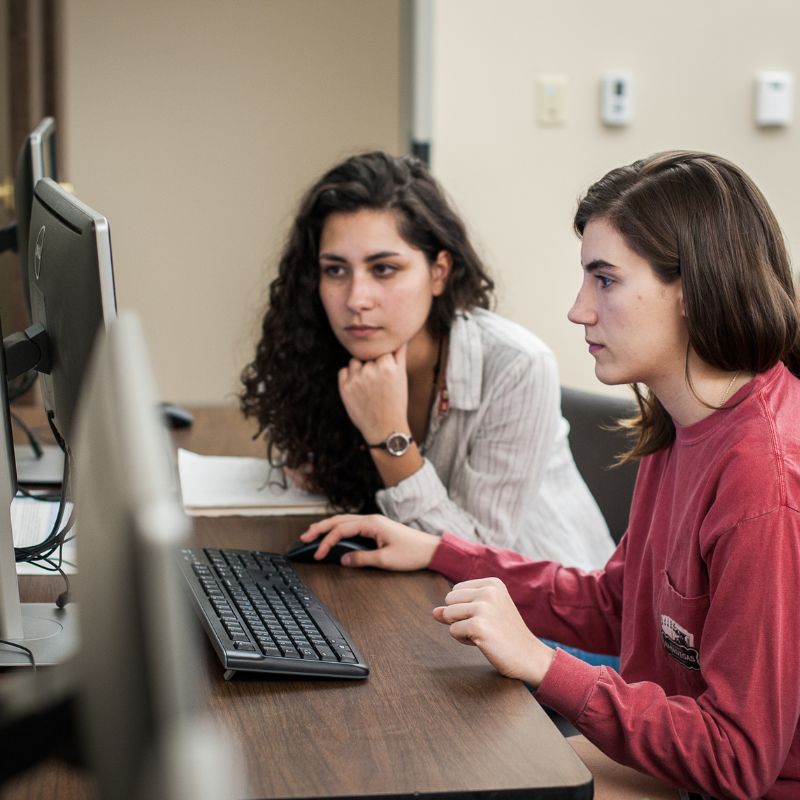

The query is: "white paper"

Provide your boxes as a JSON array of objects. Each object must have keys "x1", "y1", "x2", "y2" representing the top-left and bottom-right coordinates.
[
  {"x1": 11, "y1": 495, "x2": 78, "y2": 575},
  {"x1": 177, "y1": 449, "x2": 329, "y2": 516}
]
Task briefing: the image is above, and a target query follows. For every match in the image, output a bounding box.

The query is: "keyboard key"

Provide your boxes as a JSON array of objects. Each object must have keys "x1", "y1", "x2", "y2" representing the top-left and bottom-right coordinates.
[{"x1": 279, "y1": 644, "x2": 300, "y2": 659}]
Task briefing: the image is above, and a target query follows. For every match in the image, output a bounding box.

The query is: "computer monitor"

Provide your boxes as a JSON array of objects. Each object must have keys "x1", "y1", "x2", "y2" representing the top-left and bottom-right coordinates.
[
  {"x1": 0, "y1": 118, "x2": 56, "y2": 275},
  {"x1": 14, "y1": 117, "x2": 57, "y2": 314},
  {"x1": 4, "y1": 119, "x2": 65, "y2": 485},
  {"x1": 27, "y1": 176, "x2": 117, "y2": 448},
  {"x1": 0, "y1": 178, "x2": 115, "y2": 665},
  {"x1": 72, "y1": 312, "x2": 242, "y2": 799}
]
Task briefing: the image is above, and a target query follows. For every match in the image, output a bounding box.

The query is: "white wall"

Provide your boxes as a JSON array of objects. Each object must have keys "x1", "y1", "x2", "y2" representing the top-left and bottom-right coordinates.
[
  {"x1": 61, "y1": 0, "x2": 406, "y2": 404},
  {"x1": 431, "y1": 0, "x2": 800, "y2": 394}
]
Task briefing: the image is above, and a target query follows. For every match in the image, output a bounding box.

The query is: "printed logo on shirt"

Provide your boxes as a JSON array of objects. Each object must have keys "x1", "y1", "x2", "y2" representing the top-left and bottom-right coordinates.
[{"x1": 661, "y1": 614, "x2": 700, "y2": 670}]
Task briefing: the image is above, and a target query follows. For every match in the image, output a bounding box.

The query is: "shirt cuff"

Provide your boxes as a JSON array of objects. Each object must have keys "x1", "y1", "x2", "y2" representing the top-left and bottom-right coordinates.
[
  {"x1": 375, "y1": 458, "x2": 448, "y2": 522},
  {"x1": 534, "y1": 647, "x2": 602, "y2": 723},
  {"x1": 428, "y1": 531, "x2": 487, "y2": 584}
]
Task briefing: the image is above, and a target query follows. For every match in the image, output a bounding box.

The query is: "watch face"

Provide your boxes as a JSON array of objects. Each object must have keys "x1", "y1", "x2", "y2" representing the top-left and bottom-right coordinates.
[{"x1": 386, "y1": 432, "x2": 411, "y2": 456}]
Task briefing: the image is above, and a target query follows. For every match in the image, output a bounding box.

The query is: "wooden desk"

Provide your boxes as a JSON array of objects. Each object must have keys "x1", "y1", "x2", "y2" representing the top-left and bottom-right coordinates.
[{"x1": 4, "y1": 406, "x2": 593, "y2": 799}]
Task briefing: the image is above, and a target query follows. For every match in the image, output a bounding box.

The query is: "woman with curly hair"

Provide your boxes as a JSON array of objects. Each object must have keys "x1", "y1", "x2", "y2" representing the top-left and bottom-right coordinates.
[{"x1": 241, "y1": 151, "x2": 613, "y2": 568}]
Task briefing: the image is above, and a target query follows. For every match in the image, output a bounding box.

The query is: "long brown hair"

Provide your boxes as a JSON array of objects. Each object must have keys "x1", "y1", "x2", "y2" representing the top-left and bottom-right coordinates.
[
  {"x1": 574, "y1": 151, "x2": 800, "y2": 460},
  {"x1": 240, "y1": 151, "x2": 494, "y2": 510}
]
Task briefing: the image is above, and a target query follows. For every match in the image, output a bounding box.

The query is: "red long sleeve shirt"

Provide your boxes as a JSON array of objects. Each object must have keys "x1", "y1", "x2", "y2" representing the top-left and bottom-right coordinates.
[{"x1": 429, "y1": 362, "x2": 800, "y2": 799}]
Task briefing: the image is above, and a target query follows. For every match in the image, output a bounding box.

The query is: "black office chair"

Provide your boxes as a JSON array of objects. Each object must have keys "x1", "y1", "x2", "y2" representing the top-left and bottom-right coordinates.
[{"x1": 561, "y1": 386, "x2": 639, "y2": 544}]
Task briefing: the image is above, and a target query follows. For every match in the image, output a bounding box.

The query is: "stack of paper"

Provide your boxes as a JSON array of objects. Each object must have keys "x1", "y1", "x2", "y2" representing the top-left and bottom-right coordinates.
[{"x1": 177, "y1": 449, "x2": 330, "y2": 516}]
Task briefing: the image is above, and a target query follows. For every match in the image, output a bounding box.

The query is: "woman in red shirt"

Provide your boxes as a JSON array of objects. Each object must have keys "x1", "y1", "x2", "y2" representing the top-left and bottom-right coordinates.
[{"x1": 300, "y1": 151, "x2": 800, "y2": 799}]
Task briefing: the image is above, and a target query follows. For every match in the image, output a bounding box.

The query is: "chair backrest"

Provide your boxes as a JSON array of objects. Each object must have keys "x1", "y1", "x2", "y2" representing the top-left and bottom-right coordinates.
[{"x1": 561, "y1": 386, "x2": 639, "y2": 544}]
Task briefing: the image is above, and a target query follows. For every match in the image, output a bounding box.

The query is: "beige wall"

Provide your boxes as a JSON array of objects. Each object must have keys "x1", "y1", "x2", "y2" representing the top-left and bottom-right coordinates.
[
  {"x1": 60, "y1": 0, "x2": 800, "y2": 403},
  {"x1": 431, "y1": 0, "x2": 800, "y2": 394},
  {"x1": 60, "y1": 0, "x2": 406, "y2": 404}
]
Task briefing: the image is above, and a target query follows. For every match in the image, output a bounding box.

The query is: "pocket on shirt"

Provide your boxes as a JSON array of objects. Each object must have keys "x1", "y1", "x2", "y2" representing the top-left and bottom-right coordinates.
[{"x1": 657, "y1": 570, "x2": 710, "y2": 692}]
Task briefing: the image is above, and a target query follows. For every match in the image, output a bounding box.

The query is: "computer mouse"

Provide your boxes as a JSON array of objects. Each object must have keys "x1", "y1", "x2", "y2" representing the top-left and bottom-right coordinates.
[
  {"x1": 160, "y1": 402, "x2": 195, "y2": 430},
  {"x1": 287, "y1": 535, "x2": 377, "y2": 565}
]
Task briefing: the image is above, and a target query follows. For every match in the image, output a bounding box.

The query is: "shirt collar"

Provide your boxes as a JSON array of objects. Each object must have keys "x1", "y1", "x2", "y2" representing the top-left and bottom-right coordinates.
[{"x1": 674, "y1": 361, "x2": 785, "y2": 444}]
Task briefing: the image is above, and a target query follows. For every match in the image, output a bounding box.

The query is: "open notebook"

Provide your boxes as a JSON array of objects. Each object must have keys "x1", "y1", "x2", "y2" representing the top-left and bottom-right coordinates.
[{"x1": 178, "y1": 449, "x2": 329, "y2": 516}]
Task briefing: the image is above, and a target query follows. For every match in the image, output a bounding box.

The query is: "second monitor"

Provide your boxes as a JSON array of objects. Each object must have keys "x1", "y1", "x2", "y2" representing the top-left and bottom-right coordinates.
[
  {"x1": 0, "y1": 177, "x2": 117, "y2": 665},
  {"x1": 27, "y1": 176, "x2": 118, "y2": 448}
]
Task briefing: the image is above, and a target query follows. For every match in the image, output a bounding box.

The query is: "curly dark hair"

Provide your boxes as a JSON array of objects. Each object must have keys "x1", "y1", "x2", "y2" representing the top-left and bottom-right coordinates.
[{"x1": 240, "y1": 151, "x2": 494, "y2": 511}]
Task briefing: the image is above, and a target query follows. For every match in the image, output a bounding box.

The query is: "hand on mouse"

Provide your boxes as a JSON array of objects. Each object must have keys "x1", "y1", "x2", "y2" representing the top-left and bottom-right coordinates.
[
  {"x1": 432, "y1": 577, "x2": 556, "y2": 686},
  {"x1": 301, "y1": 514, "x2": 439, "y2": 571}
]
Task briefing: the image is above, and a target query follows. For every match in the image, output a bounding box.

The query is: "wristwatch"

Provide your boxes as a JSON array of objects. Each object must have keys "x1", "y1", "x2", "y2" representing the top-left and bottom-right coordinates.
[{"x1": 367, "y1": 431, "x2": 414, "y2": 457}]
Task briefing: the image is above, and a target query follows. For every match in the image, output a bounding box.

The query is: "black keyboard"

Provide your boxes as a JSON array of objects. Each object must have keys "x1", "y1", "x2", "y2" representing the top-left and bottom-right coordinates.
[{"x1": 179, "y1": 547, "x2": 369, "y2": 680}]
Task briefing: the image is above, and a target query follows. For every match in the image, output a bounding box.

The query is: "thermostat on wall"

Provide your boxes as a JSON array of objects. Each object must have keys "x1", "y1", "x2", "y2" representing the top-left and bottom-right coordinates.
[
  {"x1": 755, "y1": 71, "x2": 794, "y2": 127},
  {"x1": 601, "y1": 72, "x2": 634, "y2": 127}
]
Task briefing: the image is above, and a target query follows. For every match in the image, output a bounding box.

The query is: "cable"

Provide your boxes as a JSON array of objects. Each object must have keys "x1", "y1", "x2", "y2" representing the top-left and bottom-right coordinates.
[
  {"x1": 13, "y1": 416, "x2": 72, "y2": 559},
  {"x1": 0, "y1": 640, "x2": 37, "y2": 671},
  {"x1": 14, "y1": 482, "x2": 70, "y2": 559},
  {"x1": 14, "y1": 499, "x2": 74, "y2": 609},
  {"x1": 9, "y1": 413, "x2": 74, "y2": 607},
  {"x1": 6, "y1": 369, "x2": 37, "y2": 403},
  {"x1": 55, "y1": 567, "x2": 70, "y2": 609},
  {"x1": 10, "y1": 410, "x2": 43, "y2": 459},
  {"x1": 15, "y1": 485, "x2": 61, "y2": 502}
]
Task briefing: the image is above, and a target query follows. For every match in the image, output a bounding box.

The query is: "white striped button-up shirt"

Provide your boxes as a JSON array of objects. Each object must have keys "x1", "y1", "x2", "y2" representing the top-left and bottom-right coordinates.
[{"x1": 375, "y1": 309, "x2": 614, "y2": 570}]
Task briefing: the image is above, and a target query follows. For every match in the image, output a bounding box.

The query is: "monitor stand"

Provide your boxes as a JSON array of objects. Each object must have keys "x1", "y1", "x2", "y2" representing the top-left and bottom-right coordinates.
[
  {"x1": 0, "y1": 474, "x2": 79, "y2": 667},
  {"x1": 14, "y1": 444, "x2": 64, "y2": 486},
  {"x1": 0, "y1": 603, "x2": 80, "y2": 666},
  {"x1": 1, "y1": 386, "x2": 77, "y2": 667}
]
